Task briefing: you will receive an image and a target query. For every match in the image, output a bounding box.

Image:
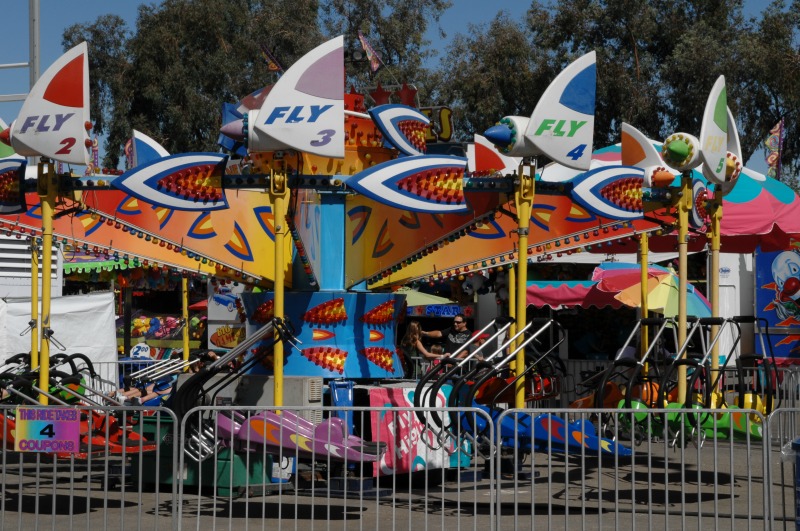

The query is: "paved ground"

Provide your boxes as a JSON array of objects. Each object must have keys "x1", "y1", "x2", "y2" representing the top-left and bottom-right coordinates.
[{"x1": 1, "y1": 435, "x2": 795, "y2": 530}]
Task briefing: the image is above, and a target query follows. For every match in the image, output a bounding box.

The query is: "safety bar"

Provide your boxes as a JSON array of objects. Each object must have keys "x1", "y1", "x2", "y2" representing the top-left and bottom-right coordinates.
[
  {"x1": 49, "y1": 376, "x2": 107, "y2": 408},
  {"x1": 612, "y1": 316, "x2": 677, "y2": 365},
  {"x1": 492, "y1": 319, "x2": 559, "y2": 371},
  {"x1": 423, "y1": 320, "x2": 529, "y2": 400},
  {"x1": 477, "y1": 319, "x2": 566, "y2": 410},
  {"x1": 451, "y1": 320, "x2": 513, "y2": 368},
  {"x1": 0, "y1": 374, "x2": 71, "y2": 406}
]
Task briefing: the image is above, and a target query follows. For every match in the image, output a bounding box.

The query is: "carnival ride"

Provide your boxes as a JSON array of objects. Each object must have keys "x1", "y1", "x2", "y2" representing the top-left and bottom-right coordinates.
[
  {"x1": 0, "y1": 31, "x2": 798, "y2": 475},
  {"x1": 410, "y1": 318, "x2": 632, "y2": 457},
  {"x1": 0, "y1": 351, "x2": 158, "y2": 456},
  {"x1": 569, "y1": 314, "x2": 772, "y2": 447}
]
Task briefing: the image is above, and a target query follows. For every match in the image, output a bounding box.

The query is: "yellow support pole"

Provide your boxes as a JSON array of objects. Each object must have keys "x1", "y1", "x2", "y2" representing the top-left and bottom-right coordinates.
[
  {"x1": 270, "y1": 170, "x2": 289, "y2": 408},
  {"x1": 182, "y1": 277, "x2": 190, "y2": 362},
  {"x1": 38, "y1": 159, "x2": 56, "y2": 405},
  {"x1": 515, "y1": 161, "x2": 534, "y2": 409},
  {"x1": 30, "y1": 238, "x2": 39, "y2": 369},
  {"x1": 507, "y1": 266, "x2": 516, "y2": 373},
  {"x1": 709, "y1": 194, "x2": 722, "y2": 396},
  {"x1": 676, "y1": 172, "x2": 691, "y2": 401},
  {"x1": 639, "y1": 232, "x2": 649, "y2": 360}
]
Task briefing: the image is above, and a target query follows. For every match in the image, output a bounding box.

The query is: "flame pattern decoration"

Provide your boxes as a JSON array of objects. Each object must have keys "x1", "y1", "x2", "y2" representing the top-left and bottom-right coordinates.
[
  {"x1": 223, "y1": 221, "x2": 254, "y2": 261},
  {"x1": 253, "y1": 206, "x2": 276, "y2": 242},
  {"x1": 238, "y1": 292, "x2": 403, "y2": 379},
  {"x1": 361, "y1": 347, "x2": 395, "y2": 372},
  {"x1": 372, "y1": 220, "x2": 394, "y2": 258},
  {"x1": 25, "y1": 203, "x2": 42, "y2": 219},
  {"x1": 251, "y1": 300, "x2": 274, "y2": 324},
  {"x1": 187, "y1": 212, "x2": 216, "y2": 239},
  {"x1": 312, "y1": 329, "x2": 336, "y2": 341},
  {"x1": 398, "y1": 211, "x2": 421, "y2": 230},
  {"x1": 360, "y1": 300, "x2": 395, "y2": 325},
  {"x1": 153, "y1": 206, "x2": 174, "y2": 230},
  {"x1": 468, "y1": 217, "x2": 506, "y2": 240},
  {"x1": 303, "y1": 298, "x2": 348, "y2": 324},
  {"x1": 348, "y1": 205, "x2": 371, "y2": 244},
  {"x1": 116, "y1": 196, "x2": 144, "y2": 216},
  {"x1": 302, "y1": 347, "x2": 347, "y2": 374},
  {"x1": 78, "y1": 212, "x2": 104, "y2": 237},
  {"x1": 2, "y1": 187, "x2": 293, "y2": 283}
]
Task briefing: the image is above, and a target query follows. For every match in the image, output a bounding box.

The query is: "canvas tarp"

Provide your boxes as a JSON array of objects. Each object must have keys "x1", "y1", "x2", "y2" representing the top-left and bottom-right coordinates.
[{"x1": 0, "y1": 291, "x2": 117, "y2": 365}]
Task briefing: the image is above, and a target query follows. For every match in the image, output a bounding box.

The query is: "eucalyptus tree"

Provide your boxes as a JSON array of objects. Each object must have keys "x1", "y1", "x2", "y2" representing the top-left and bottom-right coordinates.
[
  {"x1": 64, "y1": 0, "x2": 451, "y2": 167},
  {"x1": 736, "y1": 0, "x2": 800, "y2": 187},
  {"x1": 319, "y1": 0, "x2": 451, "y2": 101},
  {"x1": 433, "y1": 0, "x2": 800, "y2": 189}
]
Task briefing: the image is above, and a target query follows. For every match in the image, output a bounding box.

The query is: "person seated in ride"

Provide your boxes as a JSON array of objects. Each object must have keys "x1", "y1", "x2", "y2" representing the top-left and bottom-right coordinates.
[
  {"x1": 420, "y1": 313, "x2": 472, "y2": 356},
  {"x1": 111, "y1": 351, "x2": 182, "y2": 406},
  {"x1": 426, "y1": 345, "x2": 446, "y2": 366},
  {"x1": 188, "y1": 350, "x2": 219, "y2": 373},
  {"x1": 113, "y1": 377, "x2": 174, "y2": 406},
  {"x1": 469, "y1": 331, "x2": 491, "y2": 360}
]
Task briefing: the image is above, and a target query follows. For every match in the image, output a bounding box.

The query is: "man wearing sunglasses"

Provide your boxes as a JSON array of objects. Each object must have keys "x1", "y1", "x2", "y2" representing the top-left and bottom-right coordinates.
[{"x1": 420, "y1": 313, "x2": 472, "y2": 357}]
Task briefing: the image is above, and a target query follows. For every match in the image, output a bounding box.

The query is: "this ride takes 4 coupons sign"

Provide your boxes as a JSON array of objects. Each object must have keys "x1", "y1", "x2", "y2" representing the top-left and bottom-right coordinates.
[{"x1": 14, "y1": 407, "x2": 80, "y2": 453}]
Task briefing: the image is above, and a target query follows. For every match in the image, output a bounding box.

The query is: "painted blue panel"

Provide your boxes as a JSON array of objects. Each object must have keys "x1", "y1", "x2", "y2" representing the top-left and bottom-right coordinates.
[
  {"x1": 239, "y1": 291, "x2": 406, "y2": 379},
  {"x1": 559, "y1": 63, "x2": 596, "y2": 116},
  {"x1": 319, "y1": 194, "x2": 346, "y2": 290}
]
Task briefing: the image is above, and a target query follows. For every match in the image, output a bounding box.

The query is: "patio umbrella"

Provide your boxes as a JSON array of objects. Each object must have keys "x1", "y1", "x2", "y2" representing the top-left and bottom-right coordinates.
[
  {"x1": 526, "y1": 280, "x2": 624, "y2": 309},
  {"x1": 593, "y1": 262, "x2": 712, "y2": 318},
  {"x1": 394, "y1": 286, "x2": 454, "y2": 307}
]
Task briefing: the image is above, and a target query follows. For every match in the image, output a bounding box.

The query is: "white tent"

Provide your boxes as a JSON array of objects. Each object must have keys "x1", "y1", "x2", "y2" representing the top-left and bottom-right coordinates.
[{"x1": 0, "y1": 291, "x2": 117, "y2": 370}]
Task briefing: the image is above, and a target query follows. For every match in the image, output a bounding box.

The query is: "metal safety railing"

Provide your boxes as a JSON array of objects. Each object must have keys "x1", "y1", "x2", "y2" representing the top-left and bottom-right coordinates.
[
  {"x1": 4, "y1": 401, "x2": 800, "y2": 530},
  {"x1": 0, "y1": 404, "x2": 178, "y2": 531}
]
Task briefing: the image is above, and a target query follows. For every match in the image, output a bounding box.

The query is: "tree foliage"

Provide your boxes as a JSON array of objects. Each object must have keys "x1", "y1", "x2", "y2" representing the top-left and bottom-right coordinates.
[
  {"x1": 438, "y1": 0, "x2": 800, "y2": 188},
  {"x1": 432, "y1": 14, "x2": 547, "y2": 140},
  {"x1": 64, "y1": 0, "x2": 448, "y2": 168},
  {"x1": 62, "y1": 14, "x2": 132, "y2": 161},
  {"x1": 64, "y1": 0, "x2": 800, "y2": 187},
  {"x1": 320, "y1": 0, "x2": 451, "y2": 96}
]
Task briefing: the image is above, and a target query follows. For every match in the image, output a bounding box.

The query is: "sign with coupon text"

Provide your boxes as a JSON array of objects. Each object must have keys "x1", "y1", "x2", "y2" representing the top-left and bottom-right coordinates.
[{"x1": 14, "y1": 407, "x2": 80, "y2": 453}]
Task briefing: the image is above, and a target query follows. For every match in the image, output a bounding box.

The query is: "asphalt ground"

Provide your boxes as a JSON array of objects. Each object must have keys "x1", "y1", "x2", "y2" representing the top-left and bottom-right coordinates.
[{"x1": 1, "y1": 436, "x2": 795, "y2": 530}]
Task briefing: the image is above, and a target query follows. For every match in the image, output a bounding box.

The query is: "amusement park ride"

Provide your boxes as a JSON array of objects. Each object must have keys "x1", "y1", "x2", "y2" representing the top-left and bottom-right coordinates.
[{"x1": 0, "y1": 33, "x2": 797, "y2": 465}]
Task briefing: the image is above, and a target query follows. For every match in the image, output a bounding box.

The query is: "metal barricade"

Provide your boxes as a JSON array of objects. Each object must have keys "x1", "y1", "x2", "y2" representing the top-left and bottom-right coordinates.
[
  {"x1": 77, "y1": 360, "x2": 120, "y2": 397},
  {"x1": 777, "y1": 367, "x2": 800, "y2": 409},
  {"x1": 0, "y1": 404, "x2": 178, "y2": 530},
  {"x1": 495, "y1": 407, "x2": 772, "y2": 529},
  {"x1": 4, "y1": 401, "x2": 800, "y2": 529},
  {"x1": 175, "y1": 405, "x2": 495, "y2": 530},
  {"x1": 767, "y1": 408, "x2": 800, "y2": 530},
  {"x1": 562, "y1": 358, "x2": 612, "y2": 406}
]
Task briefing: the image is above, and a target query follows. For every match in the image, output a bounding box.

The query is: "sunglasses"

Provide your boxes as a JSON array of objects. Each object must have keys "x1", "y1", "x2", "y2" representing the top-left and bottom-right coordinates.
[{"x1": 453, "y1": 320, "x2": 464, "y2": 324}]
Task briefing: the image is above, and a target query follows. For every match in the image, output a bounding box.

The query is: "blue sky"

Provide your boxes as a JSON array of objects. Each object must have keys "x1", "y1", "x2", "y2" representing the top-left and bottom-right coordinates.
[{"x1": 0, "y1": 0, "x2": 773, "y2": 171}]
